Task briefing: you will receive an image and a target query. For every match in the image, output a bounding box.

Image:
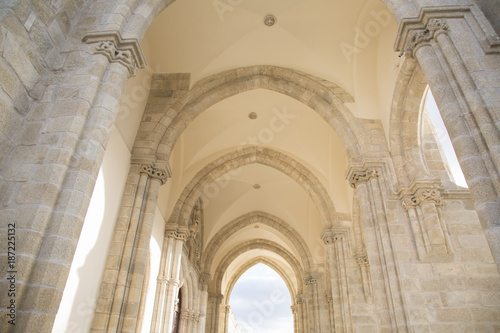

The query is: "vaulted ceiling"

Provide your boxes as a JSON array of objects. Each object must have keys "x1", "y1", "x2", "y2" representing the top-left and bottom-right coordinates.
[{"x1": 119, "y1": 0, "x2": 403, "y2": 287}]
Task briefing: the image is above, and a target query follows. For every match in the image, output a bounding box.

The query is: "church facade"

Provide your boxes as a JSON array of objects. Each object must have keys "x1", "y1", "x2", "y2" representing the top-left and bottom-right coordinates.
[{"x1": 0, "y1": 0, "x2": 500, "y2": 332}]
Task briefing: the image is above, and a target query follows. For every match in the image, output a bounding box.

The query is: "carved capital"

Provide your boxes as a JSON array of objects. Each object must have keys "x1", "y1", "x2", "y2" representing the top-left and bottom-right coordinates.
[
  {"x1": 401, "y1": 187, "x2": 441, "y2": 209},
  {"x1": 322, "y1": 228, "x2": 347, "y2": 245},
  {"x1": 295, "y1": 294, "x2": 306, "y2": 304},
  {"x1": 165, "y1": 225, "x2": 189, "y2": 241},
  {"x1": 140, "y1": 164, "x2": 169, "y2": 185},
  {"x1": 200, "y1": 273, "x2": 211, "y2": 285},
  {"x1": 415, "y1": 188, "x2": 441, "y2": 205},
  {"x1": 404, "y1": 19, "x2": 449, "y2": 58},
  {"x1": 401, "y1": 194, "x2": 418, "y2": 210},
  {"x1": 83, "y1": 31, "x2": 147, "y2": 76},
  {"x1": 354, "y1": 249, "x2": 369, "y2": 267},
  {"x1": 321, "y1": 230, "x2": 335, "y2": 245},
  {"x1": 349, "y1": 168, "x2": 379, "y2": 188},
  {"x1": 304, "y1": 276, "x2": 318, "y2": 286}
]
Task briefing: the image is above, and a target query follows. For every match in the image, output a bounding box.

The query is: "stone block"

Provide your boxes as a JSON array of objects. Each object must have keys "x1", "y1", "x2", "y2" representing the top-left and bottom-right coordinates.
[
  {"x1": 435, "y1": 308, "x2": 471, "y2": 322},
  {"x1": 4, "y1": 31, "x2": 40, "y2": 90}
]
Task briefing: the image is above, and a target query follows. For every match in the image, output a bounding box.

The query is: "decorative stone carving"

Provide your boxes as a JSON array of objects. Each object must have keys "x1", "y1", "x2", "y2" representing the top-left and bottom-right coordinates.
[
  {"x1": 402, "y1": 188, "x2": 441, "y2": 210},
  {"x1": 83, "y1": 30, "x2": 147, "y2": 76},
  {"x1": 349, "y1": 168, "x2": 379, "y2": 188},
  {"x1": 165, "y1": 225, "x2": 189, "y2": 241},
  {"x1": 401, "y1": 194, "x2": 418, "y2": 210},
  {"x1": 354, "y1": 249, "x2": 369, "y2": 267},
  {"x1": 295, "y1": 294, "x2": 306, "y2": 304},
  {"x1": 415, "y1": 188, "x2": 441, "y2": 205},
  {"x1": 200, "y1": 273, "x2": 211, "y2": 285},
  {"x1": 404, "y1": 19, "x2": 449, "y2": 58},
  {"x1": 140, "y1": 164, "x2": 169, "y2": 184},
  {"x1": 304, "y1": 276, "x2": 318, "y2": 286}
]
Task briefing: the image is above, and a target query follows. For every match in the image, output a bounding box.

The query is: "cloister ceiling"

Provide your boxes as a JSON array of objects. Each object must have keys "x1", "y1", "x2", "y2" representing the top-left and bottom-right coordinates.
[{"x1": 120, "y1": 0, "x2": 402, "y2": 289}]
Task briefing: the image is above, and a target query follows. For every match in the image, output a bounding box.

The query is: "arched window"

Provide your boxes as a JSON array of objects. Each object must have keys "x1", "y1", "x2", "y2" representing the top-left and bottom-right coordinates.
[
  {"x1": 229, "y1": 263, "x2": 293, "y2": 333},
  {"x1": 421, "y1": 87, "x2": 467, "y2": 188}
]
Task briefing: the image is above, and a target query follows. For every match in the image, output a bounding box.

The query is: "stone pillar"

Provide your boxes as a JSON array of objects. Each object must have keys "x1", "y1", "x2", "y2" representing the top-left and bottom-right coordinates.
[
  {"x1": 325, "y1": 291, "x2": 335, "y2": 331},
  {"x1": 401, "y1": 184, "x2": 453, "y2": 262},
  {"x1": 0, "y1": 30, "x2": 146, "y2": 333},
  {"x1": 150, "y1": 225, "x2": 188, "y2": 333},
  {"x1": 91, "y1": 163, "x2": 169, "y2": 332},
  {"x1": 396, "y1": 9, "x2": 500, "y2": 271},
  {"x1": 198, "y1": 274, "x2": 210, "y2": 333},
  {"x1": 291, "y1": 305, "x2": 299, "y2": 333},
  {"x1": 347, "y1": 166, "x2": 408, "y2": 332},
  {"x1": 206, "y1": 293, "x2": 223, "y2": 333},
  {"x1": 179, "y1": 310, "x2": 189, "y2": 332},
  {"x1": 223, "y1": 305, "x2": 230, "y2": 333},
  {"x1": 304, "y1": 274, "x2": 322, "y2": 332},
  {"x1": 295, "y1": 294, "x2": 307, "y2": 333},
  {"x1": 322, "y1": 229, "x2": 353, "y2": 333}
]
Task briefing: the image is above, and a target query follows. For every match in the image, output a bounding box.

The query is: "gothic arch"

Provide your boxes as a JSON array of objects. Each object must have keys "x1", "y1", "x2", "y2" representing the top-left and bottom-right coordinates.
[
  {"x1": 389, "y1": 58, "x2": 434, "y2": 187},
  {"x1": 211, "y1": 239, "x2": 305, "y2": 295},
  {"x1": 201, "y1": 211, "x2": 314, "y2": 274},
  {"x1": 223, "y1": 258, "x2": 296, "y2": 306},
  {"x1": 131, "y1": 65, "x2": 368, "y2": 163},
  {"x1": 167, "y1": 146, "x2": 338, "y2": 227}
]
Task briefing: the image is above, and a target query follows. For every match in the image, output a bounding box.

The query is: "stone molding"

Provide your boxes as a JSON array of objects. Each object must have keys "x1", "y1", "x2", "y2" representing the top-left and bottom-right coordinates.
[
  {"x1": 303, "y1": 275, "x2": 319, "y2": 286},
  {"x1": 321, "y1": 227, "x2": 350, "y2": 246},
  {"x1": 295, "y1": 294, "x2": 306, "y2": 304},
  {"x1": 165, "y1": 224, "x2": 190, "y2": 241},
  {"x1": 354, "y1": 249, "x2": 369, "y2": 267},
  {"x1": 403, "y1": 18, "x2": 449, "y2": 58},
  {"x1": 401, "y1": 188, "x2": 442, "y2": 209},
  {"x1": 140, "y1": 164, "x2": 170, "y2": 185},
  {"x1": 202, "y1": 211, "x2": 314, "y2": 273},
  {"x1": 347, "y1": 168, "x2": 380, "y2": 188},
  {"x1": 395, "y1": 6, "x2": 500, "y2": 56},
  {"x1": 199, "y1": 273, "x2": 211, "y2": 285},
  {"x1": 83, "y1": 30, "x2": 147, "y2": 75}
]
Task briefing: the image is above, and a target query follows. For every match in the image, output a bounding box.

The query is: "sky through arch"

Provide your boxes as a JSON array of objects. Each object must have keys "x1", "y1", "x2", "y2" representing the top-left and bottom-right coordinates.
[{"x1": 229, "y1": 263, "x2": 293, "y2": 333}]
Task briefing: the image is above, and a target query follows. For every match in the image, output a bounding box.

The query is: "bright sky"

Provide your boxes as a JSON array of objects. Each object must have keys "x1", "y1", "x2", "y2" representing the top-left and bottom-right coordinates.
[
  {"x1": 229, "y1": 263, "x2": 293, "y2": 333},
  {"x1": 425, "y1": 89, "x2": 468, "y2": 188}
]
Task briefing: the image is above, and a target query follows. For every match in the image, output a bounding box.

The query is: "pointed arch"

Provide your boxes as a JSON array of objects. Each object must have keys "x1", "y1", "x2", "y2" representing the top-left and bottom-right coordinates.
[
  {"x1": 389, "y1": 58, "x2": 434, "y2": 186},
  {"x1": 167, "y1": 146, "x2": 338, "y2": 227},
  {"x1": 131, "y1": 65, "x2": 369, "y2": 163},
  {"x1": 224, "y1": 258, "x2": 296, "y2": 306},
  {"x1": 202, "y1": 211, "x2": 314, "y2": 273},
  {"x1": 211, "y1": 239, "x2": 305, "y2": 295}
]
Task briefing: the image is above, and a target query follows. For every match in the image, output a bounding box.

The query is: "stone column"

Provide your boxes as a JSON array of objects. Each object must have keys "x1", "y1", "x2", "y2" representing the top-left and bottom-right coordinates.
[
  {"x1": 0, "y1": 30, "x2": 146, "y2": 333},
  {"x1": 150, "y1": 225, "x2": 188, "y2": 333},
  {"x1": 322, "y1": 229, "x2": 353, "y2": 333},
  {"x1": 401, "y1": 185, "x2": 452, "y2": 262},
  {"x1": 206, "y1": 293, "x2": 223, "y2": 333},
  {"x1": 291, "y1": 305, "x2": 299, "y2": 333},
  {"x1": 396, "y1": 9, "x2": 500, "y2": 271},
  {"x1": 325, "y1": 291, "x2": 335, "y2": 331},
  {"x1": 223, "y1": 305, "x2": 231, "y2": 333},
  {"x1": 198, "y1": 274, "x2": 210, "y2": 333},
  {"x1": 295, "y1": 294, "x2": 307, "y2": 333},
  {"x1": 304, "y1": 274, "x2": 322, "y2": 332},
  {"x1": 179, "y1": 310, "x2": 190, "y2": 332},
  {"x1": 347, "y1": 166, "x2": 408, "y2": 332},
  {"x1": 91, "y1": 163, "x2": 169, "y2": 333}
]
